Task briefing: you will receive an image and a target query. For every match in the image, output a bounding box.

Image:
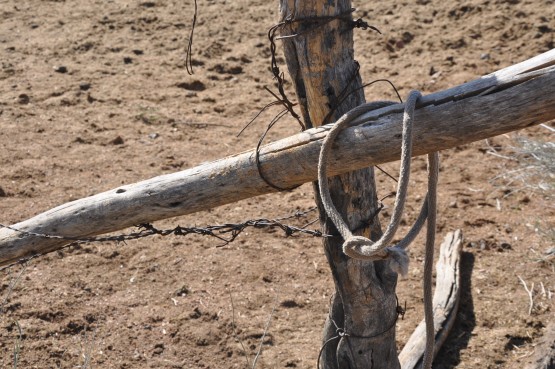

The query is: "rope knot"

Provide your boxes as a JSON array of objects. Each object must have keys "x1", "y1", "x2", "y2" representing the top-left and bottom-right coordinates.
[
  {"x1": 342, "y1": 236, "x2": 387, "y2": 260},
  {"x1": 317, "y1": 90, "x2": 439, "y2": 369},
  {"x1": 342, "y1": 236, "x2": 409, "y2": 276}
]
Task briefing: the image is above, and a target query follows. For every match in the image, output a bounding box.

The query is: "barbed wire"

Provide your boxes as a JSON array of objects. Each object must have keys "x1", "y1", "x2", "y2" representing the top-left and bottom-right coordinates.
[{"x1": 0, "y1": 208, "x2": 330, "y2": 270}]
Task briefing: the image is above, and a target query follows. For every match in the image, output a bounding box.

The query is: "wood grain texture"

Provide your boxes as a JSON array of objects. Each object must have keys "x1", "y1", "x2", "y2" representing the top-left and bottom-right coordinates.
[
  {"x1": 0, "y1": 53, "x2": 554, "y2": 268},
  {"x1": 399, "y1": 230, "x2": 464, "y2": 369}
]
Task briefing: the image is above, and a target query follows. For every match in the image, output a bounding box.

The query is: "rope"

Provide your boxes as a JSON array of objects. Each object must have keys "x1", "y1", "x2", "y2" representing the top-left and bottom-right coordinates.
[{"x1": 317, "y1": 90, "x2": 439, "y2": 369}]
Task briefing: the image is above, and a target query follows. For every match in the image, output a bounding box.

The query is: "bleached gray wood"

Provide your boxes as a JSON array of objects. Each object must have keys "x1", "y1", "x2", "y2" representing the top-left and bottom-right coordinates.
[
  {"x1": 278, "y1": 1, "x2": 397, "y2": 368},
  {"x1": 0, "y1": 52, "x2": 554, "y2": 267},
  {"x1": 350, "y1": 49, "x2": 555, "y2": 126},
  {"x1": 399, "y1": 230, "x2": 464, "y2": 369}
]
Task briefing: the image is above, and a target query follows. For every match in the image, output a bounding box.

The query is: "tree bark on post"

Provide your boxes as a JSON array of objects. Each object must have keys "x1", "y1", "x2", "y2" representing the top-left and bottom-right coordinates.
[{"x1": 278, "y1": 1, "x2": 400, "y2": 368}]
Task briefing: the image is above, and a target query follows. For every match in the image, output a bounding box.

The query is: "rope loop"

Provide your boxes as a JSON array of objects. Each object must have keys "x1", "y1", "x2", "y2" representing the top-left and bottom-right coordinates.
[
  {"x1": 317, "y1": 90, "x2": 439, "y2": 369},
  {"x1": 317, "y1": 90, "x2": 426, "y2": 276}
]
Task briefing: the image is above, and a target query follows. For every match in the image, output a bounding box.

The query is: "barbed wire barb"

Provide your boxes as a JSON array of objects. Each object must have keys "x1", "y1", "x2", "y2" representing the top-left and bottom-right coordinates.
[{"x1": 0, "y1": 207, "x2": 329, "y2": 271}]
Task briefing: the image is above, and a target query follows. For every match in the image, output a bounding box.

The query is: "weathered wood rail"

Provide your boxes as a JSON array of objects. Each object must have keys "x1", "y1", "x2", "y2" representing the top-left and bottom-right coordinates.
[{"x1": 0, "y1": 49, "x2": 554, "y2": 267}]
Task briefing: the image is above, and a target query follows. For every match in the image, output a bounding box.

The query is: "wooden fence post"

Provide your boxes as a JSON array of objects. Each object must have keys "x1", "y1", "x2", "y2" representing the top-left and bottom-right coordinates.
[{"x1": 278, "y1": 1, "x2": 400, "y2": 368}]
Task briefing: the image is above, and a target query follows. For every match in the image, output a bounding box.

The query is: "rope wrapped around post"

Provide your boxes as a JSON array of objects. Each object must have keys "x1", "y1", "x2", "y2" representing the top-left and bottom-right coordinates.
[{"x1": 317, "y1": 90, "x2": 439, "y2": 369}]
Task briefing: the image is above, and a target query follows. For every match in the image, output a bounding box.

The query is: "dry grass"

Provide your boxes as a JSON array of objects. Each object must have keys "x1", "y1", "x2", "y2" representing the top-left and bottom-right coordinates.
[{"x1": 488, "y1": 132, "x2": 555, "y2": 200}]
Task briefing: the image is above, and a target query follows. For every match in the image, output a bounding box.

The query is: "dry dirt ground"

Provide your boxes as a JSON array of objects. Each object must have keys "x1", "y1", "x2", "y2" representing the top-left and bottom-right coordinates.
[{"x1": 1, "y1": 0, "x2": 554, "y2": 368}]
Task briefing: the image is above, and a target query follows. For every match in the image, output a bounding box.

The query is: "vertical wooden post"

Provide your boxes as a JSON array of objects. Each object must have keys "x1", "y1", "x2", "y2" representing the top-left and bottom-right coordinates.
[{"x1": 278, "y1": 1, "x2": 400, "y2": 368}]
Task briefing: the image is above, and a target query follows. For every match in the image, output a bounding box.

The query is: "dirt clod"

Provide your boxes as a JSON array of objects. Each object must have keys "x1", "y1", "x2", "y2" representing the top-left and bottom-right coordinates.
[
  {"x1": 176, "y1": 80, "x2": 206, "y2": 91},
  {"x1": 54, "y1": 65, "x2": 68, "y2": 73}
]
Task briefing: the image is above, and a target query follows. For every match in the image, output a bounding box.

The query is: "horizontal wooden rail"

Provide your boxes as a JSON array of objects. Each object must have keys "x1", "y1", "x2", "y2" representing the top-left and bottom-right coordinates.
[{"x1": 1, "y1": 49, "x2": 554, "y2": 267}]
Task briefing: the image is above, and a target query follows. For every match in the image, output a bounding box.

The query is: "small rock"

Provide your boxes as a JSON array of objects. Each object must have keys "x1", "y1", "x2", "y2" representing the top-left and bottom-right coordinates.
[
  {"x1": 110, "y1": 136, "x2": 124, "y2": 145},
  {"x1": 195, "y1": 338, "x2": 209, "y2": 346},
  {"x1": 174, "y1": 285, "x2": 189, "y2": 296},
  {"x1": 189, "y1": 307, "x2": 202, "y2": 319},
  {"x1": 176, "y1": 80, "x2": 206, "y2": 91},
  {"x1": 54, "y1": 65, "x2": 68, "y2": 73},
  {"x1": 209, "y1": 64, "x2": 243, "y2": 75},
  {"x1": 280, "y1": 299, "x2": 302, "y2": 308},
  {"x1": 0, "y1": 186, "x2": 6, "y2": 197},
  {"x1": 79, "y1": 83, "x2": 91, "y2": 91},
  {"x1": 17, "y1": 94, "x2": 30, "y2": 104},
  {"x1": 123, "y1": 57, "x2": 133, "y2": 64},
  {"x1": 480, "y1": 53, "x2": 490, "y2": 60},
  {"x1": 402, "y1": 31, "x2": 415, "y2": 44},
  {"x1": 152, "y1": 343, "x2": 164, "y2": 355},
  {"x1": 148, "y1": 133, "x2": 159, "y2": 139},
  {"x1": 132, "y1": 49, "x2": 144, "y2": 55},
  {"x1": 537, "y1": 25, "x2": 552, "y2": 34},
  {"x1": 445, "y1": 56, "x2": 456, "y2": 65}
]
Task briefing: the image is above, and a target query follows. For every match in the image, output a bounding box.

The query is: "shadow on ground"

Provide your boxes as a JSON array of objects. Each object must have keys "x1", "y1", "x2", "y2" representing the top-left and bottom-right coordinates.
[{"x1": 435, "y1": 251, "x2": 476, "y2": 369}]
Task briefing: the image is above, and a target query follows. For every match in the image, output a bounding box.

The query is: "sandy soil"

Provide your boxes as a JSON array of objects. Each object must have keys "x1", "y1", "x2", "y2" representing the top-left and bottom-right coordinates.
[{"x1": 1, "y1": 0, "x2": 554, "y2": 368}]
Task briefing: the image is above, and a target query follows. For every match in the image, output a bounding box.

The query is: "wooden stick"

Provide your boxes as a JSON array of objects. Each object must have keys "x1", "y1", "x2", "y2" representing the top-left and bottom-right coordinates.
[
  {"x1": 1, "y1": 51, "x2": 555, "y2": 266},
  {"x1": 278, "y1": 2, "x2": 399, "y2": 368},
  {"x1": 399, "y1": 230, "x2": 464, "y2": 369}
]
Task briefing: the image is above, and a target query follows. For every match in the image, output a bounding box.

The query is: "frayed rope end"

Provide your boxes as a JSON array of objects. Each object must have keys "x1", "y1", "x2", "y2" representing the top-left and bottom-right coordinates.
[{"x1": 386, "y1": 246, "x2": 409, "y2": 277}]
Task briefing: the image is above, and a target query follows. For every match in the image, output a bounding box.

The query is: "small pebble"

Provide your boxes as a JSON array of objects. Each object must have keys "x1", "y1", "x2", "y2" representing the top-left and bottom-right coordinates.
[
  {"x1": 54, "y1": 65, "x2": 68, "y2": 73},
  {"x1": 480, "y1": 53, "x2": 490, "y2": 60},
  {"x1": 79, "y1": 83, "x2": 91, "y2": 91},
  {"x1": 176, "y1": 80, "x2": 206, "y2": 91},
  {"x1": 110, "y1": 136, "x2": 124, "y2": 145},
  {"x1": 17, "y1": 93, "x2": 30, "y2": 104}
]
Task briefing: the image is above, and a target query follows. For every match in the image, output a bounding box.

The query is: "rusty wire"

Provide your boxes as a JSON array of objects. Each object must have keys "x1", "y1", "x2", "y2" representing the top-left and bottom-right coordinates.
[
  {"x1": 185, "y1": 0, "x2": 198, "y2": 75},
  {"x1": 0, "y1": 208, "x2": 328, "y2": 270}
]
